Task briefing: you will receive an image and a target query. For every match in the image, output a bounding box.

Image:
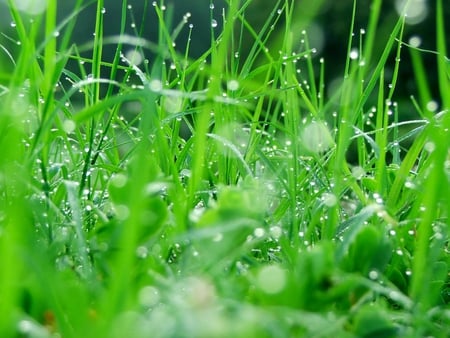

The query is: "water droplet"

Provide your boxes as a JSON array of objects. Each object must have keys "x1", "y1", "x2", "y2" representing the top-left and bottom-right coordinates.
[
  {"x1": 149, "y1": 79, "x2": 162, "y2": 92},
  {"x1": 301, "y1": 121, "x2": 334, "y2": 153},
  {"x1": 351, "y1": 166, "x2": 365, "y2": 180},
  {"x1": 110, "y1": 173, "x2": 128, "y2": 188},
  {"x1": 124, "y1": 49, "x2": 143, "y2": 66},
  {"x1": 211, "y1": 19, "x2": 218, "y2": 28},
  {"x1": 349, "y1": 48, "x2": 359, "y2": 60},
  {"x1": 63, "y1": 120, "x2": 76, "y2": 133},
  {"x1": 138, "y1": 286, "x2": 160, "y2": 308},
  {"x1": 212, "y1": 233, "x2": 223, "y2": 242},
  {"x1": 322, "y1": 192, "x2": 337, "y2": 207},
  {"x1": 369, "y1": 270, "x2": 379, "y2": 280},
  {"x1": 101, "y1": 7, "x2": 106, "y2": 14},
  {"x1": 254, "y1": 228, "x2": 265, "y2": 238},
  {"x1": 270, "y1": 226, "x2": 282, "y2": 239},
  {"x1": 136, "y1": 246, "x2": 148, "y2": 258},
  {"x1": 210, "y1": 3, "x2": 215, "y2": 9},
  {"x1": 408, "y1": 35, "x2": 421, "y2": 48},
  {"x1": 426, "y1": 100, "x2": 438, "y2": 112},
  {"x1": 12, "y1": 0, "x2": 48, "y2": 15},
  {"x1": 257, "y1": 265, "x2": 286, "y2": 294},
  {"x1": 395, "y1": 0, "x2": 428, "y2": 25},
  {"x1": 227, "y1": 79, "x2": 239, "y2": 91},
  {"x1": 424, "y1": 142, "x2": 435, "y2": 153},
  {"x1": 163, "y1": 96, "x2": 182, "y2": 114},
  {"x1": 10, "y1": 21, "x2": 16, "y2": 27}
]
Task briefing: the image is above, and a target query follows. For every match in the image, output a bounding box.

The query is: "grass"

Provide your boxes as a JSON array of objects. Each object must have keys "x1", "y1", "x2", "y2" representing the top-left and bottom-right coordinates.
[{"x1": 0, "y1": 0, "x2": 448, "y2": 337}]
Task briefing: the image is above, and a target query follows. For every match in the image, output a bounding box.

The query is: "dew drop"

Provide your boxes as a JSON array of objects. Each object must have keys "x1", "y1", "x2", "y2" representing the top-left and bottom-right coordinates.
[
  {"x1": 426, "y1": 100, "x2": 438, "y2": 112},
  {"x1": 110, "y1": 173, "x2": 128, "y2": 188},
  {"x1": 227, "y1": 79, "x2": 239, "y2": 91},
  {"x1": 138, "y1": 286, "x2": 160, "y2": 308},
  {"x1": 63, "y1": 120, "x2": 76, "y2": 133},
  {"x1": 163, "y1": 96, "x2": 182, "y2": 113},
  {"x1": 211, "y1": 19, "x2": 218, "y2": 28},
  {"x1": 301, "y1": 121, "x2": 334, "y2": 153},
  {"x1": 254, "y1": 228, "x2": 265, "y2": 238},
  {"x1": 321, "y1": 192, "x2": 337, "y2": 207},
  {"x1": 369, "y1": 270, "x2": 379, "y2": 280},
  {"x1": 424, "y1": 142, "x2": 435, "y2": 153},
  {"x1": 351, "y1": 166, "x2": 365, "y2": 180},
  {"x1": 408, "y1": 35, "x2": 422, "y2": 47},
  {"x1": 349, "y1": 48, "x2": 359, "y2": 60},
  {"x1": 257, "y1": 265, "x2": 286, "y2": 294},
  {"x1": 136, "y1": 246, "x2": 148, "y2": 259},
  {"x1": 270, "y1": 226, "x2": 282, "y2": 239},
  {"x1": 149, "y1": 79, "x2": 163, "y2": 92},
  {"x1": 213, "y1": 233, "x2": 223, "y2": 242},
  {"x1": 114, "y1": 204, "x2": 130, "y2": 221}
]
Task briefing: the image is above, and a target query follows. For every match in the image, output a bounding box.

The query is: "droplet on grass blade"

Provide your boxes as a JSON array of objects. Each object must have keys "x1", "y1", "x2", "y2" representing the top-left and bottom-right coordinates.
[
  {"x1": 321, "y1": 192, "x2": 337, "y2": 207},
  {"x1": 257, "y1": 265, "x2": 286, "y2": 294},
  {"x1": 351, "y1": 166, "x2": 365, "y2": 180},
  {"x1": 301, "y1": 121, "x2": 334, "y2": 153},
  {"x1": 138, "y1": 286, "x2": 160, "y2": 308},
  {"x1": 270, "y1": 226, "x2": 282, "y2": 239},
  {"x1": 124, "y1": 49, "x2": 143, "y2": 66},
  {"x1": 227, "y1": 79, "x2": 239, "y2": 91},
  {"x1": 114, "y1": 204, "x2": 130, "y2": 221},
  {"x1": 349, "y1": 48, "x2": 359, "y2": 60},
  {"x1": 149, "y1": 79, "x2": 163, "y2": 92},
  {"x1": 11, "y1": 0, "x2": 47, "y2": 15},
  {"x1": 62, "y1": 120, "x2": 76, "y2": 133},
  {"x1": 110, "y1": 173, "x2": 128, "y2": 188},
  {"x1": 408, "y1": 35, "x2": 422, "y2": 47},
  {"x1": 426, "y1": 100, "x2": 438, "y2": 112},
  {"x1": 254, "y1": 227, "x2": 265, "y2": 238},
  {"x1": 395, "y1": 0, "x2": 428, "y2": 25},
  {"x1": 368, "y1": 270, "x2": 379, "y2": 280},
  {"x1": 163, "y1": 96, "x2": 183, "y2": 114}
]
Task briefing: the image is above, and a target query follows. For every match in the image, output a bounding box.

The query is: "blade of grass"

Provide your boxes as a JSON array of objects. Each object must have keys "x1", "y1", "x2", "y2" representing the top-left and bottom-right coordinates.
[{"x1": 436, "y1": 0, "x2": 450, "y2": 109}]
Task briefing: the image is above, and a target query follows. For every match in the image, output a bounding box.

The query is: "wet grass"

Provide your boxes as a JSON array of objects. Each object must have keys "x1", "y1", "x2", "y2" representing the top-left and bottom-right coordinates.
[{"x1": 0, "y1": 0, "x2": 448, "y2": 337}]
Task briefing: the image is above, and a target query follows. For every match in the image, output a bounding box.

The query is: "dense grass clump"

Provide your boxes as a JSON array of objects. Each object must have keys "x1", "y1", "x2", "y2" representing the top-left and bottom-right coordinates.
[{"x1": 0, "y1": 0, "x2": 448, "y2": 337}]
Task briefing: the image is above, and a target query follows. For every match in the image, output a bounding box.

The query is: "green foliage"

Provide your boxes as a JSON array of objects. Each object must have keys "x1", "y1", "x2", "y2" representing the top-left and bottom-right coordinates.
[{"x1": 0, "y1": 0, "x2": 448, "y2": 337}]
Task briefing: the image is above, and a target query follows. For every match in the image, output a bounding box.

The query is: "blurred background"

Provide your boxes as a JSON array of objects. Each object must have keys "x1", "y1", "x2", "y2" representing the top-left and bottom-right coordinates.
[{"x1": 0, "y1": 0, "x2": 448, "y2": 115}]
